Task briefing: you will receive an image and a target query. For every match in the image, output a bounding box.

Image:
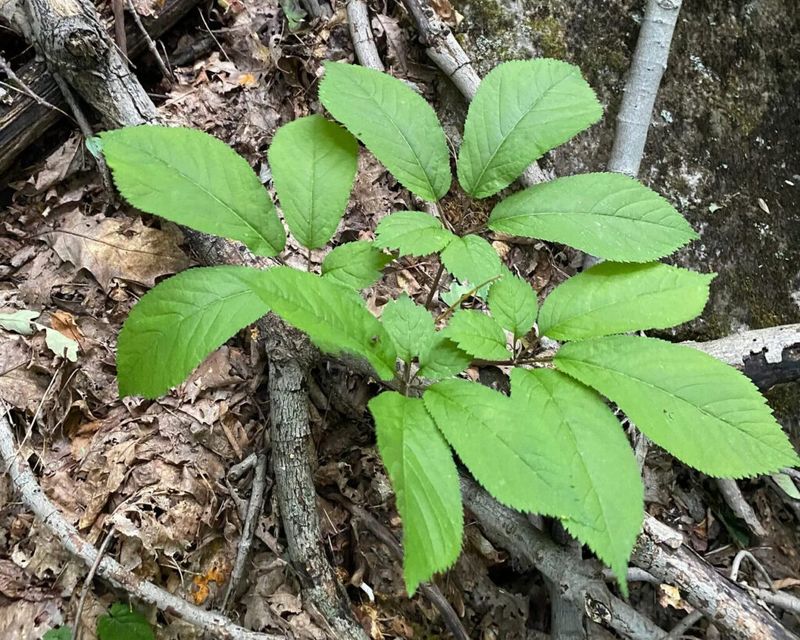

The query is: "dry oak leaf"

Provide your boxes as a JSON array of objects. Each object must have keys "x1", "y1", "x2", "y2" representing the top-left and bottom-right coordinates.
[{"x1": 44, "y1": 211, "x2": 192, "y2": 290}]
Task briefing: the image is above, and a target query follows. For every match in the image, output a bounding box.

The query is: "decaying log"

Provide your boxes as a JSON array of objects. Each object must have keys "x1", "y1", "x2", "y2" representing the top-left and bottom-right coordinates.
[
  {"x1": 0, "y1": 0, "x2": 198, "y2": 177},
  {"x1": 631, "y1": 515, "x2": 798, "y2": 640}
]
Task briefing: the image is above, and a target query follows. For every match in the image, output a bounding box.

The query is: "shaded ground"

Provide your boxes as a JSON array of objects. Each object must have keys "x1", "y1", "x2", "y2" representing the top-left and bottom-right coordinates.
[{"x1": 1, "y1": 0, "x2": 799, "y2": 638}]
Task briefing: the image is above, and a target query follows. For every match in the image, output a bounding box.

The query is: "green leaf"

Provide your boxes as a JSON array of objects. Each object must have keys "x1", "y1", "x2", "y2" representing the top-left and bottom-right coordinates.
[
  {"x1": 488, "y1": 275, "x2": 538, "y2": 339},
  {"x1": 321, "y1": 241, "x2": 393, "y2": 289},
  {"x1": 251, "y1": 267, "x2": 397, "y2": 379},
  {"x1": 440, "y1": 235, "x2": 502, "y2": 286},
  {"x1": 457, "y1": 60, "x2": 602, "y2": 198},
  {"x1": 0, "y1": 310, "x2": 79, "y2": 362},
  {"x1": 556, "y1": 336, "x2": 800, "y2": 477},
  {"x1": 772, "y1": 472, "x2": 800, "y2": 500},
  {"x1": 0, "y1": 309, "x2": 39, "y2": 334},
  {"x1": 268, "y1": 115, "x2": 358, "y2": 249},
  {"x1": 488, "y1": 173, "x2": 698, "y2": 261},
  {"x1": 117, "y1": 266, "x2": 270, "y2": 398},
  {"x1": 417, "y1": 335, "x2": 471, "y2": 381},
  {"x1": 374, "y1": 211, "x2": 456, "y2": 256},
  {"x1": 370, "y1": 392, "x2": 463, "y2": 595},
  {"x1": 99, "y1": 126, "x2": 285, "y2": 257},
  {"x1": 43, "y1": 325, "x2": 79, "y2": 362},
  {"x1": 96, "y1": 603, "x2": 154, "y2": 640},
  {"x1": 538, "y1": 262, "x2": 713, "y2": 340},
  {"x1": 381, "y1": 293, "x2": 435, "y2": 363},
  {"x1": 319, "y1": 63, "x2": 451, "y2": 201},
  {"x1": 442, "y1": 310, "x2": 509, "y2": 361},
  {"x1": 43, "y1": 628, "x2": 72, "y2": 640},
  {"x1": 511, "y1": 368, "x2": 643, "y2": 594},
  {"x1": 423, "y1": 378, "x2": 579, "y2": 517}
]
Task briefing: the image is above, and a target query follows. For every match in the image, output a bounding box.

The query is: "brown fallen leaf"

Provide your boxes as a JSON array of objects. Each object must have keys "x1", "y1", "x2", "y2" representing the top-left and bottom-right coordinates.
[
  {"x1": 44, "y1": 211, "x2": 192, "y2": 290},
  {"x1": 50, "y1": 310, "x2": 84, "y2": 348}
]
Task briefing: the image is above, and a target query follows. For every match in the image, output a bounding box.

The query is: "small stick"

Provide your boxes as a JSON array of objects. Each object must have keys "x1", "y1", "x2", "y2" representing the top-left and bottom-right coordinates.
[
  {"x1": 0, "y1": 404, "x2": 285, "y2": 640},
  {"x1": 0, "y1": 54, "x2": 67, "y2": 116},
  {"x1": 112, "y1": 0, "x2": 128, "y2": 58},
  {"x1": 424, "y1": 263, "x2": 445, "y2": 310},
  {"x1": 665, "y1": 610, "x2": 703, "y2": 639},
  {"x1": 125, "y1": 0, "x2": 175, "y2": 83},
  {"x1": 74, "y1": 525, "x2": 117, "y2": 640},
  {"x1": 346, "y1": 0, "x2": 384, "y2": 72},
  {"x1": 717, "y1": 479, "x2": 767, "y2": 540},
  {"x1": 222, "y1": 453, "x2": 269, "y2": 610},
  {"x1": 50, "y1": 72, "x2": 114, "y2": 195}
]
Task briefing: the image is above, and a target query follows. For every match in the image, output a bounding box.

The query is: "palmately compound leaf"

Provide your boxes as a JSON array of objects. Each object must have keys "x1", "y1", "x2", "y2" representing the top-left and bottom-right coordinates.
[
  {"x1": 381, "y1": 293, "x2": 435, "y2": 363},
  {"x1": 96, "y1": 603, "x2": 154, "y2": 640},
  {"x1": 457, "y1": 59, "x2": 602, "y2": 198},
  {"x1": 374, "y1": 211, "x2": 456, "y2": 256},
  {"x1": 319, "y1": 62, "x2": 451, "y2": 201},
  {"x1": 440, "y1": 235, "x2": 503, "y2": 286},
  {"x1": 99, "y1": 126, "x2": 285, "y2": 257},
  {"x1": 321, "y1": 241, "x2": 393, "y2": 289},
  {"x1": 488, "y1": 173, "x2": 698, "y2": 262},
  {"x1": 488, "y1": 274, "x2": 538, "y2": 339},
  {"x1": 511, "y1": 368, "x2": 643, "y2": 594},
  {"x1": 442, "y1": 310, "x2": 509, "y2": 361},
  {"x1": 117, "y1": 266, "x2": 271, "y2": 399},
  {"x1": 556, "y1": 336, "x2": 800, "y2": 477},
  {"x1": 423, "y1": 378, "x2": 580, "y2": 518},
  {"x1": 370, "y1": 392, "x2": 463, "y2": 595},
  {"x1": 251, "y1": 267, "x2": 397, "y2": 379},
  {"x1": 268, "y1": 114, "x2": 358, "y2": 249},
  {"x1": 539, "y1": 262, "x2": 714, "y2": 341},
  {"x1": 417, "y1": 335, "x2": 471, "y2": 381}
]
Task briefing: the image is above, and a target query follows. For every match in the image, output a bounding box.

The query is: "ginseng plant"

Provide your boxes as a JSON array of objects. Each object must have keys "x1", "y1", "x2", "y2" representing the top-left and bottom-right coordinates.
[{"x1": 98, "y1": 59, "x2": 798, "y2": 596}]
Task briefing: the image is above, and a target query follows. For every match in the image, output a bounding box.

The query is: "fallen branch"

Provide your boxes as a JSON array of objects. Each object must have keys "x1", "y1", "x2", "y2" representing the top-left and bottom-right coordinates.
[
  {"x1": 631, "y1": 515, "x2": 797, "y2": 640},
  {"x1": 460, "y1": 476, "x2": 667, "y2": 640},
  {"x1": 683, "y1": 323, "x2": 800, "y2": 389},
  {"x1": 346, "y1": 0, "x2": 384, "y2": 72},
  {"x1": 0, "y1": 0, "x2": 199, "y2": 177},
  {"x1": 715, "y1": 477, "x2": 767, "y2": 539},
  {"x1": 222, "y1": 453, "x2": 268, "y2": 610},
  {"x1": 269, "y1": 359, "x2": 369, "y2": 640},
  {"x1": 607, "y1": 0, "x2": 683, "y2": 177},
  {"x1": 0, "y1": 405, "x2": 285, "y2": 640}
]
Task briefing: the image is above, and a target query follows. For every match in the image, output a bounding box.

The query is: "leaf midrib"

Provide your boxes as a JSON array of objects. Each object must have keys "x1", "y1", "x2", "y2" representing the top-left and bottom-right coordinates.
[
  {"x1": 559, "y1": 355, "x2": 786, "y2": 455},
  {"x1": 467, "y1": 71, "x2": 575, "y2": 192},
  {"x1": 118, "y1": 139, "x2": 273, "y2": 249}
]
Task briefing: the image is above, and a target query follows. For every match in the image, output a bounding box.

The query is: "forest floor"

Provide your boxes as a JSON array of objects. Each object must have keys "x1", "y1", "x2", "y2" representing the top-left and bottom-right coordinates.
[{"x1": 1, "y1": 0, "x2": 800, "y2": 638}]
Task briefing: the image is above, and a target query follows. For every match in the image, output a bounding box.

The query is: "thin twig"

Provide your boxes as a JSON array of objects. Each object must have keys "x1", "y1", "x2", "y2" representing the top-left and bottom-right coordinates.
[
  {"x1": 125, "y1": 0, "x2": 175, "y2": 83},
  {"x1": 717, "y1": 479, "x2": 767, "y2": 540},
  {"x1": 0, "y1": 53, "x2": 66, "y2": 116},
  {"x1": 50, "y1": 72, "x2": 114, "y2": 194},
  {"x1": 330, "y1": 495, "x2": 470, "y2": 640},
  {"x1": 0, "y1": 404, "x2": 285, "y2": 640},
  {"x1": 424, "y1": 263, "x2": 445, "y2": 310},
  {"x1": 74, "y1": 525, "x2": 117, "y2": 640},
  {"x1": 112, "y1": 0, "x2": 128, "y2": 58},
  {"x1": 665, "y1": 610, "x2": 703, "y2": 640},
  {"x1": 222, "y1": 453, "x2": 268, "y2": 610}
]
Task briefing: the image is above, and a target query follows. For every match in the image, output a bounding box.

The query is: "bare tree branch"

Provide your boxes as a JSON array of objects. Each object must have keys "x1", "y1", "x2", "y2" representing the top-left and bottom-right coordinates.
[{"x1": 607, "y1": 0, "x2": 683, "y2": 177}]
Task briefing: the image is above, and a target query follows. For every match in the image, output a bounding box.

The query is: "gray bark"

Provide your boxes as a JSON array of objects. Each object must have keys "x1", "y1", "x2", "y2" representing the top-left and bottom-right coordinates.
[
  {"x1": 269, "y1": 359, "x2": 369, "y2": 640},
  {"x1": 0, "y1": 0, "x2": 197, "y2": 177},
  {"x1": 607, "y1": 0, "x2": 683, "y2": 177},
  {"x1": 346, "y1": 0, "x2": 384, "y2": 72},
  {"x1": 631, "y1": 515, "x2": 797, "y2": 640}
]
